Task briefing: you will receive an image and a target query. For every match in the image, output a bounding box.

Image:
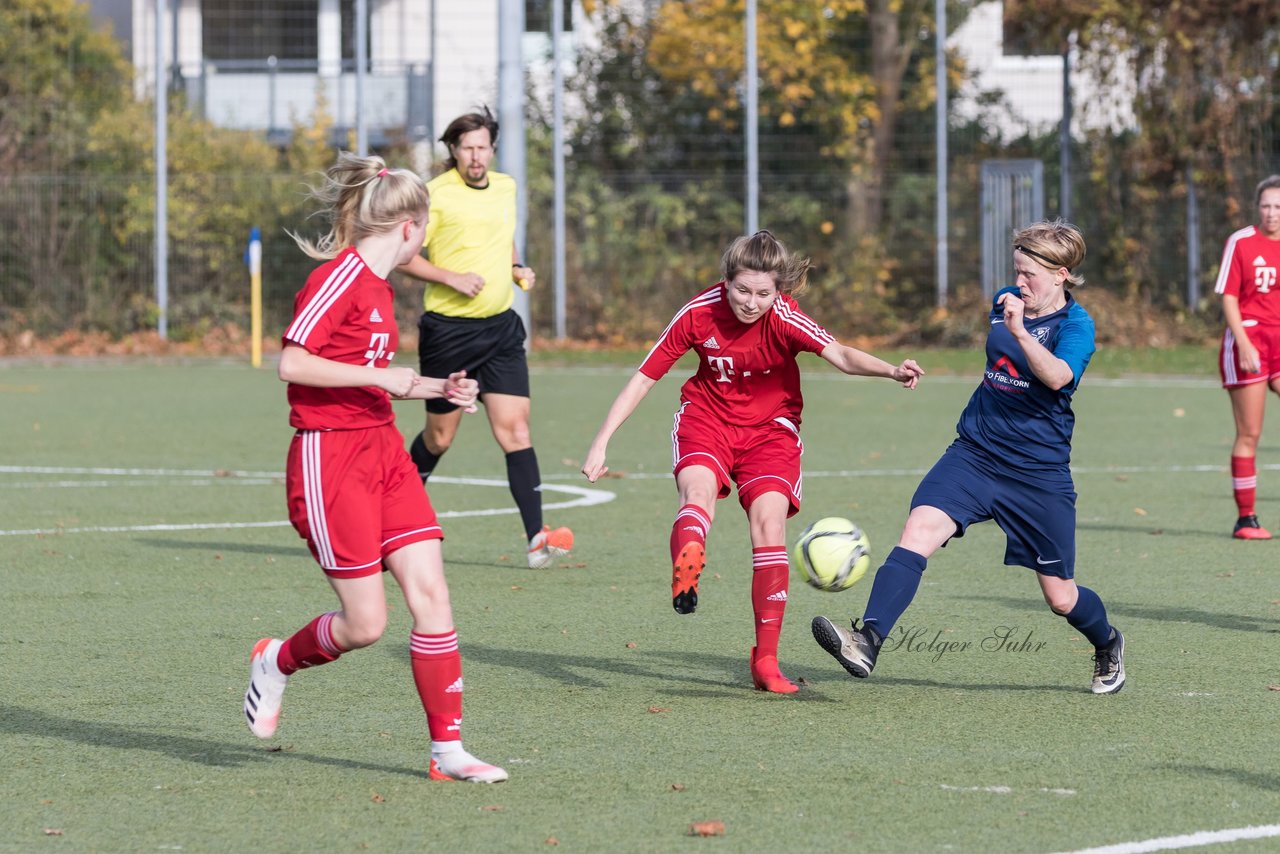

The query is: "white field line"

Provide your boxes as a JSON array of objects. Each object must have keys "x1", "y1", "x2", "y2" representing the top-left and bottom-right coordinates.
[
  {"x1": 0, "y1": 470, "x2": 614, "y2": 537},
  {"x1": 547, "y1": 462, "x2": 1258, "y2": 481},
  {"x1": 940, "y1": 784, "x2": 1076, "y2": 795},
  {"x1": 1052, "y1": 823, "x2": 1280, "y2": 854}
]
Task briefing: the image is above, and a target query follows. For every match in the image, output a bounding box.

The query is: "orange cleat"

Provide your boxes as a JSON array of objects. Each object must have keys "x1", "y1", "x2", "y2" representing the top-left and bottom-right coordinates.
[
  {"x1": 750, "y1": 646, "x2": 799, "y2": 694},
  {"x1": 1233, "y1": 515, "x2": 1272, "y2": 540},
  {"x1": 672, "y1": 541, "x2": 705, "y2": 614},
  {"x1": 528, "y1": 525, "x2": 574, "y2": 568}
]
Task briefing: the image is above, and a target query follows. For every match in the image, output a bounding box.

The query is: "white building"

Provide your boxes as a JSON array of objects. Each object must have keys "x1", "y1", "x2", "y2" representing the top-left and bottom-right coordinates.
[
  {"x1": 90, "y1": 0, "x2": 581, "y2": 154},
  {"x1": 948, "y1": 0, "x2": 1135, "y2": 140}
]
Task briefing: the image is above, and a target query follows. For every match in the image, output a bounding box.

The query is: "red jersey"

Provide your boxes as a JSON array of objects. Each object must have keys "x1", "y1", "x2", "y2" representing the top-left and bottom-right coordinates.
[
  {"x1": 283, "y1": 248, "x2": 399, "y2": 431},
  {"x1": 1215, "y1": 226, "x2": 1280, "y2": 325},
  {"x1": 639, "y1": 284, "x2": 835, "y2": 428}
]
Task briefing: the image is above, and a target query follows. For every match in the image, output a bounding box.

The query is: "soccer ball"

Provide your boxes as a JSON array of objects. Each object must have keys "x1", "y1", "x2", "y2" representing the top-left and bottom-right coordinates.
[{"x1": 791, "y1": 517, "x2": 872, "y2": 592}]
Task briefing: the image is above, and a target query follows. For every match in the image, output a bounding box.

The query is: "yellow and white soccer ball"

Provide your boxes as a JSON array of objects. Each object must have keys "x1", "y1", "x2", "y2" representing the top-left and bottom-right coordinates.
[{"x1": 791, "y1": 517, "x2": 872, "y2": 592}]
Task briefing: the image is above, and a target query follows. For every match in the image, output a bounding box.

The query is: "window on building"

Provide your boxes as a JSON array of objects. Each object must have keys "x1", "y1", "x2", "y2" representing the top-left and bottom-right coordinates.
[
  {"x1": 526, "y1": 0, "x2": 573, "y2": 33},
  {"x1": 203, "y1": 0, "x2": 365, "y2": 64}
]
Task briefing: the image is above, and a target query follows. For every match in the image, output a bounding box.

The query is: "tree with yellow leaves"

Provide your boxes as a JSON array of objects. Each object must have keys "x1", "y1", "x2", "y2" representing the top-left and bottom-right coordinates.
[{"x1": 646, "y1": 0, "x2": 964, "y2": 240}]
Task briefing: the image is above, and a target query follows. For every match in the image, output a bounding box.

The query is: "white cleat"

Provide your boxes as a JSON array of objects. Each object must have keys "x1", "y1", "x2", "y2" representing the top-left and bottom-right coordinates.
[
  {"x1": 244, "y1": 638, "x2": 288, "y2": 738},
  {"x1": 1091, "y1": 629, "x2": 1126, "y2": 695},
  {"x1": 429, "y1": 749, "x2": 509, "y2": 783}
]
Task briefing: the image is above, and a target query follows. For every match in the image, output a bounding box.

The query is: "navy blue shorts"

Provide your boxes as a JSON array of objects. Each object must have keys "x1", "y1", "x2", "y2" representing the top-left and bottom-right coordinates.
[
  {"x1": 417, "y1": 309, "x2": 530, "y2": 414},
  {"x1": 910, "y1": 441, "x2": 1077, "y2": 578}
]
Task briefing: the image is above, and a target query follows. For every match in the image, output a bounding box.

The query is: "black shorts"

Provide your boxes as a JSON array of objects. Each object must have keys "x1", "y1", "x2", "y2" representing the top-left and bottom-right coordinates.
[{"x1": 417, "y1": 309, "x2": 530, "y2": 413}]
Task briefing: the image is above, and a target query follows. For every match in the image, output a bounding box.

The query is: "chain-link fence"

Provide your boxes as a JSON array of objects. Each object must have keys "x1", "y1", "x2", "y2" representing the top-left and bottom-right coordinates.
[{"x1": 3, "y1": 0, "x2": 1278, "y2": 344}]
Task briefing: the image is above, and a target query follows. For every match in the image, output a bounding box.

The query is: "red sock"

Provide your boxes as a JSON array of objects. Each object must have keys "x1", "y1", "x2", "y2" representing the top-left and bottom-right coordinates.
[
  {"x1": 277, "y1": 611, "x2": 344, "y2": 675},
  {"x1": 1232, "y1": 455, "x2": 1258, "y2": 517},
  {"x1": 410, "y1": 630, "x2": 463, "y2": 742},
  {"x1": 751, "y1": 546, "x2": 789, "y2": 658},
  {"x1": 670, "y1": 504, "x2": 711, "y2": 564}
]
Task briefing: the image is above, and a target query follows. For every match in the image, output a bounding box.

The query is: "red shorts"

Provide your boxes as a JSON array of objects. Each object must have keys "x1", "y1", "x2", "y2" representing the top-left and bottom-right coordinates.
[
  {"x1": 670, "y1": 403, "x2": 803, "y2": 516},
  {"x1": 285, "y1": 423, "x2": 442, "y2": 578},
  {"x1": 1220, "y1": 321, "x2": 1280, "y2": 387}
]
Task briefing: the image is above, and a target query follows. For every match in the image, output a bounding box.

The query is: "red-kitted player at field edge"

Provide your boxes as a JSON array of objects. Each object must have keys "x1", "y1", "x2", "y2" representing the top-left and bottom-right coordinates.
[
  {"x1": 1217, "y1": 175, "x2": 1280, "y2": 540},
  {"x1": 242, "y1": 151, "x2": 506, "y2": 782},
  {"x1": 582, "y1": 231, "x2": 923, "y2": 693}
]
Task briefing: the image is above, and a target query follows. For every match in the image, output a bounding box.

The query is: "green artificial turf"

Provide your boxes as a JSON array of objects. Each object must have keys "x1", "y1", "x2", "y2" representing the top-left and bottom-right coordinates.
[{"x1": 2, "y1": 350, "x2": 1277, "y2": 852}]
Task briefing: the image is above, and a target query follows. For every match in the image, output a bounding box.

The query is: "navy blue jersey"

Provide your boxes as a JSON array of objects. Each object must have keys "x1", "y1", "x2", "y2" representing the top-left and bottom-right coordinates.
[{"x1": 954, "y1": 287, "x2": 1095, "y2": 475}]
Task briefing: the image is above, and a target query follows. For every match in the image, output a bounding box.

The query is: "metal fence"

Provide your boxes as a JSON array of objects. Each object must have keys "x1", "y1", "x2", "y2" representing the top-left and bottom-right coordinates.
[{"x1": 3, "y1": 0, "x2": 1278, "y2": 343}]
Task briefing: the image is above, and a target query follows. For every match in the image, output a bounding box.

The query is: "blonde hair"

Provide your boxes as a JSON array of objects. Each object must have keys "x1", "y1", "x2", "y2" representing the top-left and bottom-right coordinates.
[
  {"x1": 1012, "y1": 218, "x2": 1087, "y2": 288},
  {"x1": 292, "y1": 151, "x2": 429, "y2": 260},
  {"x1": 720, "y1": 230, "x2": 812, "y2": 296}
]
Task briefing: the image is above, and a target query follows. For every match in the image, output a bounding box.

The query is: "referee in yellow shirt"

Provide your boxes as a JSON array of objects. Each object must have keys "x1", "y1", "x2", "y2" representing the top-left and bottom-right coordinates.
[{"x1": 398, "y1": 108, "x2": 573, "y2": 569}]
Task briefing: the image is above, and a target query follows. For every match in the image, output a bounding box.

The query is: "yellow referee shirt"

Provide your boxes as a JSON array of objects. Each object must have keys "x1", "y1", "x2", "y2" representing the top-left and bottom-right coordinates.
[{"x1": 421, "y1": 168, "x2": 517, "y2": 318}]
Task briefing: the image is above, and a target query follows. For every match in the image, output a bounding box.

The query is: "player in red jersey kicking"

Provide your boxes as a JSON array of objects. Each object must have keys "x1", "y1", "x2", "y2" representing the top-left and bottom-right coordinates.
[
  {"x1": 581, "y1": 231, "x2": 923, "y2": 693},
  {"x1": 243, "y1": 152, "x2": 506, "y2": 783},
  {"x1": 1217, "y1": 175, "x2": 1280, "y2": 539}
]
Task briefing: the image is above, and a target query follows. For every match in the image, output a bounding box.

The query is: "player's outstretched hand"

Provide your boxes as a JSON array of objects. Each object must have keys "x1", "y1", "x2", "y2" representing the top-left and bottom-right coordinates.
[
  {"x1": 444, "y1": 370, "x2": 479, "y2": 413},
  {"x1": 893, "y1": 359, "x2": 924, "y2": 389},
  {"x1": 581, "y1": 444, "x2": 608, "y2": 483},
  {"x1": 383, "y1": 366, "x2": 419, "y2": 399}
]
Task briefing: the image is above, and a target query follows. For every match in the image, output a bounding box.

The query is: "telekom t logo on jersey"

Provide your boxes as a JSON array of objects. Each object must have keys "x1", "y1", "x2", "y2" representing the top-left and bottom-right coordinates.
[
  {"x1": 1254, "y1": 256, "x2": 1277, "y2": 293},
  {"x1": 365, "y1": 332, "x2": 391, "y2": 365},
  {"x1": 707, "y1": 355, "x2": 736, "y2": 383}
]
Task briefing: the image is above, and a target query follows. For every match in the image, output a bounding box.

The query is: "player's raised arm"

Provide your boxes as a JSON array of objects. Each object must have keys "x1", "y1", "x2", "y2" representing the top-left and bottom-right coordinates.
[
  {"x1": 819, "y1": 342, "x2": 923, "y2": 389},
  {"x1": 582, "y1": 371, "x2": 658, "y2": 482}
]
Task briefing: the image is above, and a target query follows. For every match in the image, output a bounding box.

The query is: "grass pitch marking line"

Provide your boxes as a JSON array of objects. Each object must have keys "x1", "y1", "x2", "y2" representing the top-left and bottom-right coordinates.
[
  {"x1": 1052, "y1": 823, "x2": 1280, "y2": 854},
  {"x1": 0, "y1": 469, "x2": 614, "y2": 537},
  {"x1": 940, "y1": 784, "x2": 1075, "y2": 796},
  {"x1": 546, "y1": 462, "x2": 1251, "y2": 482}
]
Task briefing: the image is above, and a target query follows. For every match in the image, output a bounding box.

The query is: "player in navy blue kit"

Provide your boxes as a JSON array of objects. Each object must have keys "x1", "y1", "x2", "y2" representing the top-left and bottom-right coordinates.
[{"x1": 812, "y1": 219, "x2": 1126, "y2": 694}]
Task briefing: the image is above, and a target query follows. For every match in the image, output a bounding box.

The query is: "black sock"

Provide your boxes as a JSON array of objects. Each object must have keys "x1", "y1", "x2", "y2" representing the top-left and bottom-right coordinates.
[
  {"x1": 506, "y1": 447, "x2": 543, "y2": 540},
  {"x1": 410, "y1": 432, "x2": 441, "y2": 483}
]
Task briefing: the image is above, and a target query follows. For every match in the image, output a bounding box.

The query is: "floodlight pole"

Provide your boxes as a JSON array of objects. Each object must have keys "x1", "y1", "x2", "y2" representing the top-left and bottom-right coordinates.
[
  {"x1": 934, "y1": 0, "x2": 948, "y2": 308},
  {"x1": 1060, "y1": 33, "x2": 1073, "y2": 221},
  {"x1": 745, "y1": 0, "x2": 759, "y2": 234},
  {"x1": 552, "y1": 0, "x2": 566, "y2": 339},
  {"x1": 356, "y1": 0, "x2": 367, "y2": 155},
  {"x1": 154, "y1": 0, "x2": 169, "y2": 339},
  {"x1": 498, "y1": 0, "x2": 530, "y2": 343}
]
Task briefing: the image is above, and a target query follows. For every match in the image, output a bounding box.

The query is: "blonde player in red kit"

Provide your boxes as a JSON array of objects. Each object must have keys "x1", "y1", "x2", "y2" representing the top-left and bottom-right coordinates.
[
  {"x1": 242, "y1": 152, "x2": 507, "y2": 783},
  {"x1": 1217, "y1": 175, "x2": 1280, "y2": 540},
  {"x1": 582, "y1": 231, "x2": 923, "y2": 693}
]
